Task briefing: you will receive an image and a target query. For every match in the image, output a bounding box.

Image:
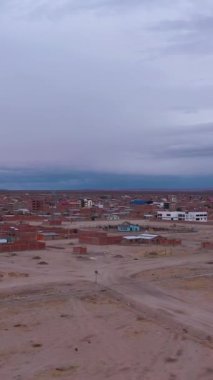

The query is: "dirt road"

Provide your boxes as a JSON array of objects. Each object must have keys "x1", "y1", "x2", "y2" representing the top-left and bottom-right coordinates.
[{"x1": 0, "y1": 244, "x2": 213, "y2": 379}]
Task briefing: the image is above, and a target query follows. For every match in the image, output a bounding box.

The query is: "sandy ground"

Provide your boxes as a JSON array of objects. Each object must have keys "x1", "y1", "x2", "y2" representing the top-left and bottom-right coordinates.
[{"x1": 0, "y1": 219, "x2": 213, "y2": 379}]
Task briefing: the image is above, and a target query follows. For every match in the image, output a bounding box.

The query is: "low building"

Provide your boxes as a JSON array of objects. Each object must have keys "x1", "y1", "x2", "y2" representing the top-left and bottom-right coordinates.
[
  {"x1": 0, "y1": 241, "x2": 45, "y2": 252},
  {"x1": 79, "y1": 230, "x2": 122, "y2": 245},
  {"x1": 123, "y1": 233, "x2": 159, "y2": 243},
  {"x1": 130, "y1": 199, "x2": 152, "y2": 205},
  {"x1": 157, "y1": 211, "x2": 208, "y2": 222},
  {"x1": 201, "y1": 242, "x2": 213, "y2": 250},
  {"x1": 117, "y1": 222, "x2": 141, "y2": 233},
  {"x1": 38, "y1": 232, "x2": 59, "y2": 240},
  {"x1": 123, "y1": 234, "x2": 181, "y2": 246},
  {"x1": 106, "y1": 214, "x2": 120, "y2": 221},
  {"x1": 73, "y1": 246, "x2": 87, "y2": 255}
]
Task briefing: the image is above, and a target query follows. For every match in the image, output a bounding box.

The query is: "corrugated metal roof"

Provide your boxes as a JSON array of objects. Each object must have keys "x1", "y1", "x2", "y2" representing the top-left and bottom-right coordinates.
[
  {"x1": 123, "y1": 233, "x2": 158, "y2": 240},
  {"x1": 123, "y1": 236, "x2": 141, "y2": 240},
  {"x1": 139, "y1": 233, "x2": 158, "y2": 240}
]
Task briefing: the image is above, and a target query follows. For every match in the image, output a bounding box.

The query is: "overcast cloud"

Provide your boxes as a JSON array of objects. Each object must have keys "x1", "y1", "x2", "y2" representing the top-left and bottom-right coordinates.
[{"x1": 0, "y1": 0, "x2": 213, "y2": 178}]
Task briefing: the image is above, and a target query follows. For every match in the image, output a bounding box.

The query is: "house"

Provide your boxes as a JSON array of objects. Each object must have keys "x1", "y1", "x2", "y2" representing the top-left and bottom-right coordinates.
[
  {"x1": 106, "y1": 214, "x2": 120, "y2": 221},
  {"x1": 117, "y1": 222, "x2": 141, "y2": 233},
  {"x1": 123, "y1": 234, "x2": 181, "y2": 246}
]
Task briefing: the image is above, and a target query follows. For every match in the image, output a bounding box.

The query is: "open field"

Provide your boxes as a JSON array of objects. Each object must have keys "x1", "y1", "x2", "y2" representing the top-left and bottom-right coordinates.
[{"x1": 0, "y1": 220, "x2": 213, "y2": 379}]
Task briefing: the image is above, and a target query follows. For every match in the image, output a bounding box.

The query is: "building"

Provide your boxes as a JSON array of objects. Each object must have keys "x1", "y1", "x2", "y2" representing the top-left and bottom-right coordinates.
[
  {"x1": 78, "y1": 230, "x2": 122, "y2": 245},
  {"x1": 157, "y1": 211, "x2": 208, "y2": 222},
  {"x1": 106, "y1": 214, "x2": 120, "y2": 221},
  {"x1": 0, "y1": 223, "x2": 46, "y2": 252},
  {"x1": 123, "y1": 233, "x2": 159, "y2": 243},
  {"x1": 130, "y1": 199, "x2": 152, "y2": 206},
  {"x1": 117, "y1": 222, "x2": 141, "y2": 233},
  {"x1": 80, "y1": 199, "x2": 93, "y2": 208},
  {"x1": 73, "y1": 246, "x2": 88, "y2": 255},
  {"x1": 31, "y1": 198, "x2": 45, "y2": 212},
  {"x1": 123, "y1": 234, "x2": 181, "y2": 246}
]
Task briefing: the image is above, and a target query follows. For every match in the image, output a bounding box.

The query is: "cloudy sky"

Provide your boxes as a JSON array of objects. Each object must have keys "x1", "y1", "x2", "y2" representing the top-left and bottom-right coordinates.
[{"x1": 0, "y1": 0, "x2": 213, "y2": 188}]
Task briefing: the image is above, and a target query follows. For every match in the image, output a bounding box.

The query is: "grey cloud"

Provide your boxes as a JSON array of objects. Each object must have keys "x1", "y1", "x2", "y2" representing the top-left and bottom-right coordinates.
[
  {"x1": 166, "y1": 35, "x2": 213, "y2": 56},
  {"x1": 123, "y1": 120, "x2": 213, "y2": 168},
  {"x1": 144, "y1": 86, "x2": 213, "y2": 112},
  {"x1": 157, "y1": 145, "x2": 213, "y2": 159},
  {"x1": 155, "y1": 15, "x2": 213, "y2": 33},
  {"x1": 154, "y1": 14, "x2": 213, "y2": 55},
  {"x1": 192, "y1": 123, "x2": 213, "y2": 134},
  {"x1": 165, "y1": 123, "x2": 213, "y2": 136},
  {"x1": 0, "y1": 0, "x2": 212, "y2": 177},
  {"x1": 170, "y1": 106, "x2": 198, "y2": 115},
  {"x1": 0, "y1": 0, "x2": 162, "y2": 18},
  {"x1": 154, "y1": 123, "x2": 213, "y2": 158}
]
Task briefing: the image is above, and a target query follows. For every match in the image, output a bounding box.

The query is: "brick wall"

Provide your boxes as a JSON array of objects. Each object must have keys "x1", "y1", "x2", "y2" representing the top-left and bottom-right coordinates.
[
  {"x1": 79, "y1": 230, "x2": 122, "y2": 245},
  {"x1": 201, "y1": 242, "x2": 213, "y2": 249},
  {"x1": 0, "y1": 241, "x2": 46, "y2": 252},
  {"x1": 156, "y1": 237, "x2": 181, "y2": 246},
  {"x1": 48, "y1": 220, "x2": 63, "y2": 225},
  {"x1": 73, "y1": 246, "x2": 87, "y2": 254},
  {"x1": 78, "y1": 230, "x2": 106, "y2": 238}
]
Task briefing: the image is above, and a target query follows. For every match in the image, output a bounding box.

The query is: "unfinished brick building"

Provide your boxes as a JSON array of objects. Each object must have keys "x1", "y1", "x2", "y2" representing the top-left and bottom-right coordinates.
[
  {"x1": 201, "y1": 242, "x2": 213, "y2": 250},
  {"x1": 78, "y1": 230, "x2": 122, "y2": 245},
  {"x1": 73, "y1": 246, "x2": 88, "y2": 254}
]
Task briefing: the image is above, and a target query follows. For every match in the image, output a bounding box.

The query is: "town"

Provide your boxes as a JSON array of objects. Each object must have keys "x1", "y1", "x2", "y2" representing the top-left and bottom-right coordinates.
[{"x1": 0, "y1": 190, "x2": 212, "y2": 252}]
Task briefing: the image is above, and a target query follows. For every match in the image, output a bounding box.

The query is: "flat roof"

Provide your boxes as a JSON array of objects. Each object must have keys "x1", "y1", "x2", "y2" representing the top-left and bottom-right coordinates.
[
  {"x1": 123, "y1": 234, "x2": 158, "y2": 240},
  {"x1": 40, "y1": 232, "x2": 58, "y2": 236},
  {"x1": 123, "y1": 236, "x2": 141, "y2": 240}
]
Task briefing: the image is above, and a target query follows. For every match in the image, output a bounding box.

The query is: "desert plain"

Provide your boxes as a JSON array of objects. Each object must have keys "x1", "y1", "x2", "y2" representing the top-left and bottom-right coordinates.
[{"x1": 0, "y1": 219, "x2": 213, "y2": 380}]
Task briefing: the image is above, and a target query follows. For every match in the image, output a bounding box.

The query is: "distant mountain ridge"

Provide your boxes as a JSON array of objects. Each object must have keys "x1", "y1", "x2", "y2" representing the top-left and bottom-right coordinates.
[{"x1": 0, "y1": 168, "x2": 212, "y2": 190}]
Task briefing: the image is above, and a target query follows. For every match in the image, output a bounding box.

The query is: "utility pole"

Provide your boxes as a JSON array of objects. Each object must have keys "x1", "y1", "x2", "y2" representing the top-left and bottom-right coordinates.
[{"x1": 94, "y1": 270, "x2": 99, "y2": 284}]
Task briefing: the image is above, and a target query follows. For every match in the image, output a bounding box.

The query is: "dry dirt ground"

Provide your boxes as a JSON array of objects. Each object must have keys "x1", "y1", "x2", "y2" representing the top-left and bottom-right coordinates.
[{"x1": 0, "y1": 220, "x2": 213, "y2": 380}]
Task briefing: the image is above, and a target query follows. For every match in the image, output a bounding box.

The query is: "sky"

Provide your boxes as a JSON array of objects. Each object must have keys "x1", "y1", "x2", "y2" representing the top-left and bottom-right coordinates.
[{"x1": 0, "y1": 0, "x2": 213, "y2": 189}]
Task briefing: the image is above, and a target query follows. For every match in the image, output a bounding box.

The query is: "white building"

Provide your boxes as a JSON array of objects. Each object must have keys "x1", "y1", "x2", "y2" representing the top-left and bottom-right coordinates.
[
  {"x1": 106, "y1": 214, "x2": 120, "y2": 221},
  {"x1": 157, "y1": 211, "x2": 208, "y2": 222},
  {"x1": 80, "y1": 199, "x2": 93, "y2": 208}
]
